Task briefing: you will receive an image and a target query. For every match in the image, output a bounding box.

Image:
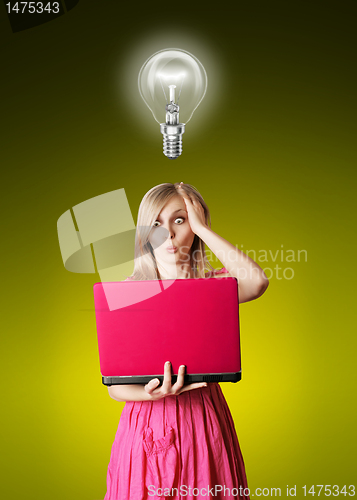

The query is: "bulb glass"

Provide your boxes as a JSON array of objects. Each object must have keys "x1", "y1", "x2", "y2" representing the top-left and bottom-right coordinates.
[{"x1": 138, "y1": 48, "x2": 207, "y2": 124}]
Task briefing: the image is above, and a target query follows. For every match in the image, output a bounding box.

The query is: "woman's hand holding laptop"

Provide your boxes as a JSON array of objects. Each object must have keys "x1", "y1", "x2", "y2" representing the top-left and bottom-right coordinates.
[
  {"x1": 108, "y1": 361, "x2": 208, "y2": 402},
  {"x1": 144, "y1": 361, "x2": 208, "y2": 400}
]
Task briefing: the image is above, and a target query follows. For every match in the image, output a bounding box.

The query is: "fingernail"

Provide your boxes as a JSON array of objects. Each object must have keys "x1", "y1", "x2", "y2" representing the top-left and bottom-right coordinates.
[{"x1": 166, "y1": 361, "x2": 171, "y2": 366}]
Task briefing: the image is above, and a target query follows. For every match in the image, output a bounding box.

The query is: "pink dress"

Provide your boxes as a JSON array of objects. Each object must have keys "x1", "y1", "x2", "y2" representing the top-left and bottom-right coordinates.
[{"x1": 103, "y1": 268, "x2": 250, "y2": 500}]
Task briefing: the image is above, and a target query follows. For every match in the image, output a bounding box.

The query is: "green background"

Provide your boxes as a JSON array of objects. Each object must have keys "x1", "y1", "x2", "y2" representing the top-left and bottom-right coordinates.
[{"x1": 1, "y1": 1, "x2": 356, "y2": 499}]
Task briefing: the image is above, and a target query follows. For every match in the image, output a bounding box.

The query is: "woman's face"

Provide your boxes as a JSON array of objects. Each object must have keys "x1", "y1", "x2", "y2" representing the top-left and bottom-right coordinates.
[{"x1": 148, "y1": 195, "x2": 196, "y2": 268}]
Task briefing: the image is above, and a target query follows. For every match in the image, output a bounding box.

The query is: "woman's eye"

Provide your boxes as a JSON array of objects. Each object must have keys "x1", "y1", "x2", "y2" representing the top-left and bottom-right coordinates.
[{"x1": 153, "y1": 218, "x2": 184, "y2": 227}]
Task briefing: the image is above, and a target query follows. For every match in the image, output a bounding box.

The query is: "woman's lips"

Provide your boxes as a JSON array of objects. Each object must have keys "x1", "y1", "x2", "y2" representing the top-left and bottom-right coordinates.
[{"x1": 166, "y1": 246, "x2": 177, "y2": 253}]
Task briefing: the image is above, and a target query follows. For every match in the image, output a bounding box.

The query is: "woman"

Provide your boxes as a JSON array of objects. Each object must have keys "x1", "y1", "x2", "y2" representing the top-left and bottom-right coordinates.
[{"x1": 104, "y1": 182, "x2": 269, "y2": 500}]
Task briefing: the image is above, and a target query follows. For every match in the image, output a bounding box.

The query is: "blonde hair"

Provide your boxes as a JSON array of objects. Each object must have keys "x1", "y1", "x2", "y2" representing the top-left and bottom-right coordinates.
[{"x1": 126, "y1": 182, "x2": 216, "y2": 280}]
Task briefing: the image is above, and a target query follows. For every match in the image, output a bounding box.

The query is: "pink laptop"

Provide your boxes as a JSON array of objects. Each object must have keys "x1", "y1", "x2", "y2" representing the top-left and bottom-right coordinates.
[{"x1": 93, "y1": 277, "x2": 241, "y2": 386}]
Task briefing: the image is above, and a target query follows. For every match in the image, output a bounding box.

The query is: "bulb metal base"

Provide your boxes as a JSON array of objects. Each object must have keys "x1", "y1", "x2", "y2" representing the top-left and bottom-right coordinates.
[{"x1": 160, "y1": 123, "x2": 185, "y2": 160}]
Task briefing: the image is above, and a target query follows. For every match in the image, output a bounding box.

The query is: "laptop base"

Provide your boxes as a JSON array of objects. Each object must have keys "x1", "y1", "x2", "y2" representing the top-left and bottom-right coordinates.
[{"x1": 102, "y1": 372, "x2": 241, "y2": 386}]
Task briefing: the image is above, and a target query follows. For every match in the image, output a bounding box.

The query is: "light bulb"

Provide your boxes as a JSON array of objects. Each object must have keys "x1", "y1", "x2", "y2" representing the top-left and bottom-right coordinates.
[{"x1": 138, "y1": 48, "x2": 207, "y2": 159}]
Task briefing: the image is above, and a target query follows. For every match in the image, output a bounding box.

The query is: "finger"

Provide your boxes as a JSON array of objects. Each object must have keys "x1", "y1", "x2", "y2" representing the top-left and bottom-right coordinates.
[
  {"x1": 145, "y1": 378, "x2": 160, "y2": 394},
  {"x1": 172, "y1": 364, "x2": 186, "y2": 391},
  {"x1": 177, "y1": 185, "x2": 192, "y2": 202},
  {"x1": 161, "y1": 361, "x2": 172, "y2": 393},
  {"x1": 179, "y1": 382, "x2": 208, "y2": 394},
  {"x1": 178, "y1": 187, "x2": 189, "y2": 199},
  {"x1": 183, "y1": 194, "x2": 194, "y2": 205}
]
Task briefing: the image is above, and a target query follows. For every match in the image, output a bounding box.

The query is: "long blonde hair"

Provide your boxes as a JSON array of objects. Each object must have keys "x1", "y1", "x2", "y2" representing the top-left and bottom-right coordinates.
[{"x1": 126, "y1": 182, "x2": 216, "y2": 280}]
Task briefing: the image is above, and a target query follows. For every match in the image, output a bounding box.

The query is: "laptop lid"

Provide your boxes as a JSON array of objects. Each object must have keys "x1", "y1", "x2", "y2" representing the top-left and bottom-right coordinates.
[{"x1": 93, "y1": 277, "x2": 241, "y2": 385}]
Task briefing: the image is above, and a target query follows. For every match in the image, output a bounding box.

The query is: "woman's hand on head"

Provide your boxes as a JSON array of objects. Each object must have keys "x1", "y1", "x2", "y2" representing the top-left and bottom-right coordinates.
[
  {"x1": 144, "y1": 361, "x2": 208, "y2": 400},
  {"x1": 177, "y1": 182, "x2": 207, "y2": 236}
]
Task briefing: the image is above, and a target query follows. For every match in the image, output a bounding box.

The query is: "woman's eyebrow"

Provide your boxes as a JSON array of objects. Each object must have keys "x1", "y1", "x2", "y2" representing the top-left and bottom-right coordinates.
[{"x1": 156, "y1": 209, "x2": 185, "y2": 220}]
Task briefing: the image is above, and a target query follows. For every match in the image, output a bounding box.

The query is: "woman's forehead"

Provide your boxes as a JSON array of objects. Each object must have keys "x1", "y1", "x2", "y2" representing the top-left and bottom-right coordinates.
[{"x1": 159, "y1": 196, "x2": 186, "y2": 215}]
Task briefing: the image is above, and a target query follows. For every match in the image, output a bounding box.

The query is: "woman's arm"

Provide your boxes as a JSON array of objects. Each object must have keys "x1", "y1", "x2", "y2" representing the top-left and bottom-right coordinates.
[
  {"x1": 107, "y1": 362, "x2": 207, "y2": 402},
  {"x1": 197, "y1": 226, "x2": 269, "y2": 303},
  {"x1": 177, "y1": 184, "x2": 269, "y2": 303},
  {"x1": 108, "y1": 384, "x2": 153, "y2": 402}
]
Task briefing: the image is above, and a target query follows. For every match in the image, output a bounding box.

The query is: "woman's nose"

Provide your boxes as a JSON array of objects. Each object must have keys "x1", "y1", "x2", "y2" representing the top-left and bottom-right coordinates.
[{"x1": 164, "y1": 225, "x2": 175, "y2": 238}]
